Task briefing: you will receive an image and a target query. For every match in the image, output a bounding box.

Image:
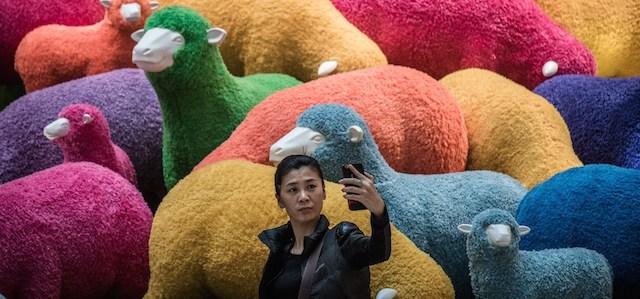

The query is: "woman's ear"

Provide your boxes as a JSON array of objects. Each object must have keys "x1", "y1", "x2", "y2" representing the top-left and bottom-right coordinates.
[{"x1": 276, "y1": 194, "x2": 285, "y2": 208}]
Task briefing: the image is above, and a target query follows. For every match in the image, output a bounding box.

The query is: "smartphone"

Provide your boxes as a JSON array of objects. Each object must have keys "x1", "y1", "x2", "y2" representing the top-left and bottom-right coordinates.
[{"x1": 342, "y1": 163, "x2": 367, "y2": 211}]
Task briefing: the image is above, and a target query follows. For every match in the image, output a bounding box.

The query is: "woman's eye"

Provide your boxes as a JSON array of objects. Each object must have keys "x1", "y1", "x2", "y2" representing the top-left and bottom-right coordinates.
[
  {"x1": 287, "y1": 188, "x2": 296, "y2": 193},
  {"x1": 308, "y1": 185, "x2": 316, "y2": 189}
]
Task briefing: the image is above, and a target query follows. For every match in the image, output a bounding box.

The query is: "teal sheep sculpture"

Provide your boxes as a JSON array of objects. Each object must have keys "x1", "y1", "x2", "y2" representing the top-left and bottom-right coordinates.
[
  {"x1": 131, "y1": 6, "x2": 301, "y2": 190},
  {"x1": 458, "y1": 209, "x2": 613, "y2": 299},
  {"x1": 270, "y1": 104, "x2": 527, "y2": 298}
]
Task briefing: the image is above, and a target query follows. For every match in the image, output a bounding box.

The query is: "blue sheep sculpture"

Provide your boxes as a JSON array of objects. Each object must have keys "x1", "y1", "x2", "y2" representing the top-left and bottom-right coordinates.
[
  {"x1": 516, "y1": 164, "x2": 640, "y2": 298},
  {"x1": 270, "y1": 103, "x2": 527, "y2": 298},
  {"x1": 458, "y1": 208, "x2": 613, "y2": 299}
]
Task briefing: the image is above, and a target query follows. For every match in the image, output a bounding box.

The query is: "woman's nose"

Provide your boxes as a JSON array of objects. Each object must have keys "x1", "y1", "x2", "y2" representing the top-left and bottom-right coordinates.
[{"x1": 298, "y1": 191, "x2": 310, "y2": 202}]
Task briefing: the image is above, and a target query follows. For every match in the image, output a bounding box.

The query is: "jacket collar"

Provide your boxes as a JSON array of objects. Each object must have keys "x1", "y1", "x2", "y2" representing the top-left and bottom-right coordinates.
[{"x1": 259, "y1": 215, "x2": 330, "y2": 257}]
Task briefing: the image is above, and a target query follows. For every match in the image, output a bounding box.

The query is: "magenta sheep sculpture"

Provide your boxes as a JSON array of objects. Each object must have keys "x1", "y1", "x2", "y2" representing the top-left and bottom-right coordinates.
[
  {"x1": 44, "y1": 103, "x2": 137, "y2": 186},
  {"x1": 330, "y1": 0, "x2": 596, "y2": 90},
  {"x1": 14, "y1": 0, "x2": 160, "y2": 92},
  {"x1": 0, "y1": 162, "x2": 153, "y2": 298}
]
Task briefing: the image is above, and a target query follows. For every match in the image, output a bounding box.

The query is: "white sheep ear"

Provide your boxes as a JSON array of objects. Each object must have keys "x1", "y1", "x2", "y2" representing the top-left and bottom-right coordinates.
[
  {"x1": 457, "y1": 224, "x2": 472, "y2": 235},
  {"x1": 207, "y1": 28, "x2": 227, "y2": 45},
  {"x1": 131, "y1": 29, "x2": 145, "y2": 42},
  {"x1": 518, "y1": 225, "x2": 531, "y2": 236},
  {"x1": 83, "y1": 114, "x2": 93, "y2": 124},
  {"x1": 348, "y1": 126, "x2": 363, "y2": 143},
  {"x1": 149, "y1": 1, "x2": 160, "y2": 10},
  {"x1": 100, "y1": 0, "x2": 111, "y2": 8}
]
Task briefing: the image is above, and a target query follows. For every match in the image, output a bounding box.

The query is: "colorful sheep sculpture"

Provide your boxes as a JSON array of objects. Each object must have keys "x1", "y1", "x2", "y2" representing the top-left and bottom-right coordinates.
[
  {"x1": 270, "y1": 104, "x2": 527, "y2": 299},
  {"x1": 440, "y1": 68, "x2": 583, "y2": 189},
  {"x1": 516, "y1": 164, "x2": 640, "y2": 298},
  {"x1": 458, "y1": 208, "x2": 613, "y2": 299},
  {"x1": 44, "y1": 104, "x2": 137, "y2": 186},
  {"x1": 330, "y1": 0, "x2": 596, "y2": 90},
  {"x1": 0, "y1": 0, "x2": 104, "y2": 84},
  {"x1": 132, "y1": 6, "x2": 302, "y2": 189},
  {"x1": 0, "y1": 162, "x2": 153, "y2": 298},
  {"x1": 15, "y1": 0, "x2": 160, "y2": 92},
  {"x1": 146, "y1": 159, "x2": 455, "y2": 298},
  {"x1": 196, "y1": 65, "x2": 468, "y2": 176},
  {"x1": 534, "y1": 0, "x2": 640, "y2": 77},
  {"x1": 0, "y1": 68, "x2": 165, "y2": 211},
  {"x1": 159, "y1": 0, "x2": 387, "y2": 81},
  {"x1": 534, "y1": 75, "x2": 640, "y2": 170}
]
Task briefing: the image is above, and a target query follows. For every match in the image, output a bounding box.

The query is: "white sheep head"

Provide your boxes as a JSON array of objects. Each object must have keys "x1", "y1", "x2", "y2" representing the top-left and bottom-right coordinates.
[{"x1": 269, "y1": 125, "x2": 363, "y2": 165}]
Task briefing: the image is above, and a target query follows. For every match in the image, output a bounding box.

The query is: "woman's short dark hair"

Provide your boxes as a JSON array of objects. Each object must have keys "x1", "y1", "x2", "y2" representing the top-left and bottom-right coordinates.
[{"x1": 274, "y1": 155, "x2": 325, "y2": 195}]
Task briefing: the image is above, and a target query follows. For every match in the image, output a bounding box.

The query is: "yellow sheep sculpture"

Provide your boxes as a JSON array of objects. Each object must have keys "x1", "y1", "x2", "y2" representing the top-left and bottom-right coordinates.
[{"x1": 145, "y1": 160, "x2": 454, "y2": 298}]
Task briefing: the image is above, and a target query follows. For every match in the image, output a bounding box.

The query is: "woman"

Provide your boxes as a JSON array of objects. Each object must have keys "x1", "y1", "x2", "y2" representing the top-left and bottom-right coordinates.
[{"x1": 258, "y1": 155, "x2": 391, "y2": 299}]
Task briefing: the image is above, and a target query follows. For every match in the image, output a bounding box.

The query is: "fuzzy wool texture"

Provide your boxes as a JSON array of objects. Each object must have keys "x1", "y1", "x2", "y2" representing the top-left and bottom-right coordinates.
[
  {"x1": 534, "y1": 0, "x2": 640, "y2": 77},
  {"x1": 330, "y1": 0, "x2": 596, "y2": 90},
  {"x1": 516, "y1": 164, "x2": 640, "y2": 298},
  {"x1": 0, "y1": 162, "x2": 153, "y2": 298},
  {"x1": 464, "y1": 209, "x2": 613, "y2": 299},
  {"x1": 52, "y1": 104, "x2": 137, "y2": 186},
  {"x1": 440, "y1": 68, "x2": 583, "y2": 189},
  {"x1": 534, "y1": 75, "x2": 640, "y2": 170},
  {"x1": 197, "y1": 65, "x2": 468, "y2": 176},
  {"x1": 0, "y1": 0, "x2": 104, "y2": 84},
  {"x1": 159, "y1": 0, "x2": 387, "y2": 82},
  {"x1": 141, "y1": 6, "x2": 301, "y2": 190},
  {"x1": 14, "y1": 0, "x2": 157, "y2": 92},
  {"x1": 0, "y1": 69, "x2": 165, "y2": 211},
  {"x1": 146, "y1": 159, "x2": 454, "y2": 299},
  {"x1": 295, "y1": 104, "x2": 526, "y2": 299}
]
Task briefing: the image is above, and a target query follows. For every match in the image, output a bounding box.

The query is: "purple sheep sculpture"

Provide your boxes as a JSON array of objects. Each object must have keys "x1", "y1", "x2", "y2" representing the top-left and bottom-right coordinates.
[
  {"x1": 44, "y1": 104, "x2": 138, "y2": 186},
  {"x1": 0, "y1": 162, "x2": 153, "y2": 298},
  {"x1": 0, "y1": 68, "x2": 165, "y2": 211},
  {"x1": 534, "y1": 75, "x2": 640, "y2": 169}
]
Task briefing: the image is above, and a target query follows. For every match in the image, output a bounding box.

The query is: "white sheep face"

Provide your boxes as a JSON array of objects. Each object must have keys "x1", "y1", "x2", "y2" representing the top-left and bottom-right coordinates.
[
  {"x1": 485, "y1": 224, "x2": 513, "y2": 247},
  {"x1": 132, "y1": 28, "x2": 185, "y2": 73},
  {"x1": 120, "y1": 2, "x2": 142, "y2": 23},
  {"x1": 43, "y1": 118, "x2": 70, "y2": 140},
  {"x1": 270, "y1": 127, "x2": 326, "y2": 165}
]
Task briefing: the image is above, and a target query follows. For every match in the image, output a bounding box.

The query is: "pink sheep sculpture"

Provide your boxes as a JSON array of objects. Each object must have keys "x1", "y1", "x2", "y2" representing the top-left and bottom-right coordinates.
[
  {"x1": 14, "y1": 0, "x2": 160, "y2": 92},
  {"x1": 0, "y1": 162, "x2": 153, "y2": 298},
  {"x1": 330, "y1": 0, "x2": 597, "y2": 90},
  {"x1": 195, "y1": 65, "x2": 468, "y2": 175},
  {"x1": 44, "y1": 104, "x2": 137, "y2": 186},
  {"x1": 0, "y1": 0, "x2": 104, "y2": 84}
]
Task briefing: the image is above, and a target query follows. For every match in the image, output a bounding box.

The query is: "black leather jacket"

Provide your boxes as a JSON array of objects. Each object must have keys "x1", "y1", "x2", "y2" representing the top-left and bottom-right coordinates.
[{"x1": 258, "y1": 208, "x2": 391, "y2": 299}]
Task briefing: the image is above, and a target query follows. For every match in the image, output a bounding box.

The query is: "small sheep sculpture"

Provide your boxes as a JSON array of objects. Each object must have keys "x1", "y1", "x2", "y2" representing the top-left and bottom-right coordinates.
[
  {"x1": 0, "y1": 162, "x2": 153, "y2": 298},
  {"x1": 132, "y1": 6, "x2": 302, "y2": 189},
  {"x1": 534, "y1": 0, "x2": 640, "y2": 77},
  {"x1": 145, "y1": 159, "x2": 454, "y2": 298},
  {"x1": 44, "y1": 103, "x2": 137, "y2": 186},
  {"x1": 15, "y1": 0, "x2": 160, "y2": 92},
  {"x1": 0, "y1": 68, "x2": 165, "y2": 211},
  {"x1": 534, "y1": 75, "x2": 640, "y2": 170},
  {"x1": 0, "y1": 0, "x2": 104, "y2": 84},
  {"x1": 458, "y1": 208, "x2": 613, "y2": 299},
  {"x1": 196, "y1": 65, "x2": 468, "y2": 176},
  {"x1": 270, "y1": 103, "x2": 526, "y2": 298},
  {"x1": 516, "y1": 164, "x2": 640, "y2": 298},
  {"x1": 159, "y1": 0, "x2": 387, "y2": 81},
  {"x1": 439, "y1": 68, "x2": 583, "y2": 189},
  {"x1": 330, "y1": 0, "x2": 596, "y2": 89}
]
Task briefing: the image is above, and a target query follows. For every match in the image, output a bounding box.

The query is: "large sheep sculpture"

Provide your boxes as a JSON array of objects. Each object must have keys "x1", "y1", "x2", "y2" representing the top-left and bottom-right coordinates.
[
  {"x1": 270, "y1": 104, "x2": 526, "y2": 298},
  {"x1": 146, "y1": 159, "x2": 454, "y2": 298},
  {"x1": 44, "y1": 104, "x2": 137, "y2": 186},
  {"x1": 0, "y1": 68, "x2": 165, "y2": 211},
  {"x1": 0, "y1": 0, "x2": 104, "y2": 84},
  {"x1": 440, "y1": 68, "x2": 583, "y2": 189},
  {"x1": 15, "y1": 0, "x2": 160, "y2": 92},
  {"x1": 534, "y1": 0, "x2": 640, "y2": 77},
  {"x1": 458, "y1": 208, "x2": 613, "y2": 299},
  {"x1": 196, "y1": 65, "x2": 468, "y2": 176},
  {"x1": 132, "y1": 6, "x2": 301, "y2": 190},
  {"x1": 516, "y1": 164, "x2": 640, "y2": 298},
  {"x1": 0, "y1": 162, "x2": 153, "y2": 298},
  {"x1": 158, "y1": 0, "x2": 387, "y2": 81},
  {"x1": 330, "y1": 0, "x2": 596, "y2": 90},
  {"x1": 534, "y1": 75, "x2": 639, "y2": 169}
]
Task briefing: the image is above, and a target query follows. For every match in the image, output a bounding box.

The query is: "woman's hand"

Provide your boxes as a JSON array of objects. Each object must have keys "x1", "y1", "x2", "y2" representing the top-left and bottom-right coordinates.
[{"x1": 338, "y1": 164, "x2": 385, "y2": 217}]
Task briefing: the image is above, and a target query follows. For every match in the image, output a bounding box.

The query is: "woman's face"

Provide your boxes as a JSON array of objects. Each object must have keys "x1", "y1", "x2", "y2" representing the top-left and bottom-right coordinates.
[{"x1": 277, "y1": 166, "x2": 326, "y2": 225}]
